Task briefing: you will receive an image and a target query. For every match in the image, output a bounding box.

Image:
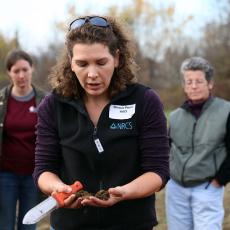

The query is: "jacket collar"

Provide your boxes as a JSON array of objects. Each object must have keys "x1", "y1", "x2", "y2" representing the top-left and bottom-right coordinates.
[
  {"x1": 181, "y1": 96, "x2": 214, "y2": 112},
  {"x1": 54, "y1": 83, "x2": 138, "y2": 112}
]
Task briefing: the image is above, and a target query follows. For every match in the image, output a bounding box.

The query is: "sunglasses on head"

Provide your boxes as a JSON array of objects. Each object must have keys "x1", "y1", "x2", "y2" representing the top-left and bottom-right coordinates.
[{"x1": 69, "y1": 16, "x2": 110, "y2": 31}]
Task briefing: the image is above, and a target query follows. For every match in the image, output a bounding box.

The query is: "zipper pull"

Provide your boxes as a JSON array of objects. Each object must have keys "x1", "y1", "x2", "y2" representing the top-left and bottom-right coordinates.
[
  {"x1": 93, "y1": 127, "x2": 104, "y2": 153},
  {"x1": 94, "y1": 139, "x2": 104, "y2": 153}
]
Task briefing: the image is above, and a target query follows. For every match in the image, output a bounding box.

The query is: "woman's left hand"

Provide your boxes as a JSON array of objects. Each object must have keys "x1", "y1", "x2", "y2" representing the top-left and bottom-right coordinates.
[{"x1": 81, "y1": 172, "x2": 163, "y2": 207}]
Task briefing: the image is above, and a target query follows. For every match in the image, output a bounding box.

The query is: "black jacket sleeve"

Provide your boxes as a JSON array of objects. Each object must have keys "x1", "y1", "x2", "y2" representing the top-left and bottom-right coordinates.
[{"x1": 215, "y1": 112, "x2": 230, "y2": 186}]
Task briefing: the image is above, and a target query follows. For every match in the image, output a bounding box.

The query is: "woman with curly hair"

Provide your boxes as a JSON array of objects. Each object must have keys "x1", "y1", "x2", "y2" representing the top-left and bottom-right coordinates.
[{"x1": 33, "y1": 15, "x2": 169, "y2": 230}]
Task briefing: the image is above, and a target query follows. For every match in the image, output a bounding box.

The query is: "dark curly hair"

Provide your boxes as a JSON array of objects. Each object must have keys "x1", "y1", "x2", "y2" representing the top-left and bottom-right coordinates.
[{"x1": 49, "y1": 16, "x2": 138, "y2": 98}]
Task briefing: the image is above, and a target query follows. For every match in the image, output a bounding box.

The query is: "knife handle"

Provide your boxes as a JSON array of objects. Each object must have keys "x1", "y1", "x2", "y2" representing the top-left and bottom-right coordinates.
[{"x1": 52, "y1": 181, "x2": 83, "y2": 207}]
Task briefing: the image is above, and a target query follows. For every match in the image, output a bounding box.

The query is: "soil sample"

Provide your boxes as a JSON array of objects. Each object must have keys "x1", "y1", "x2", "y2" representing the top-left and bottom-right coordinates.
[
  {"x1": 95, "y1": 190, "x2": 110, "y2": 200},
  {"x1": 75, "y1": 190, "x2": 92, "y2": 199},
  {"x1": 75, "y1": 189, "x2": 110, "y2": 200}
]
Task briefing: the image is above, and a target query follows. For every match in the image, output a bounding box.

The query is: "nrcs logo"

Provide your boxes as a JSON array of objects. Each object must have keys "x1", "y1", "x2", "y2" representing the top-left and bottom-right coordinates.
[{"x1": 110, "y1": 122, "x2": 133, "y2": 130}]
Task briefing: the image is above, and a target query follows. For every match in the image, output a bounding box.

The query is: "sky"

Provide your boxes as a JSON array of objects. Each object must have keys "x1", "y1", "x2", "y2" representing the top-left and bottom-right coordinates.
[{"x1": 0, "y1": 0, "x2": 227, "y2": 54}]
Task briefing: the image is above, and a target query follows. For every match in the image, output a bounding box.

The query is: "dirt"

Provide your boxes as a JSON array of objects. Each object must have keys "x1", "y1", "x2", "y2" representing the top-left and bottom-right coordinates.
[
  {"x1": 37, "y1": 184, "x2": 230, "y2": 230},
  {"x1": 75, "y1": 189, "x2": 110, "y2": 200},
  {"x1": 75, "y1": 190, "x2": 93, "y2": 199},
  {"x1": 94, "y1": 189, "x2": 110, "y2": 200}
]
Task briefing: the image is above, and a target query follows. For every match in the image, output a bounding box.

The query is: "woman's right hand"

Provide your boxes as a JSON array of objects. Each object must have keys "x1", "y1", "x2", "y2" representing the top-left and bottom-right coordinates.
[{"x1": 51, "y1": 182, "x2": 84, "y2": 209}]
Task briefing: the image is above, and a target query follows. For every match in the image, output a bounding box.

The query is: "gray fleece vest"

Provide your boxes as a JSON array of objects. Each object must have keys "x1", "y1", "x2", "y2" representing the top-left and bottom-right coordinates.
[{"x1": 169, "y1": 97, "x2": 230, "y2": 187}]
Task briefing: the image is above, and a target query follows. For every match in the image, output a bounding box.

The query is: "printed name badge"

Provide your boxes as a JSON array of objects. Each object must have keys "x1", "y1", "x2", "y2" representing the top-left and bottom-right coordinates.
[{"x1": 109, "y1": 104, "x2": 136, "y2": 120}]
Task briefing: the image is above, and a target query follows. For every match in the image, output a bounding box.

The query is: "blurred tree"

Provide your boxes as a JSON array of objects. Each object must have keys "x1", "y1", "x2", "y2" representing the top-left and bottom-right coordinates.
[
  {"x1": 31, "y1": 4, "x2": 79, "y2": 92},
  {"x1": 33, "y1": 43, "x2": 63, "y2": 92},
  {"x1": 0, "y1": 31, "x2": 20, "y2": 87},
  {"x1": 106, "y1": 0, "x2": 192, "y2": 61},
  {"x1": 200, "y1": 3, "x2": 230, "y2": 100},
  {"x1": 103, "y1": 0, "x2": 193, "y2": 98}
]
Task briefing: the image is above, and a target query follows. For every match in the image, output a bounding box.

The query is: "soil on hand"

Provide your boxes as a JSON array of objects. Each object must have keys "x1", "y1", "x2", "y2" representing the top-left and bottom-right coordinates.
[
  {"x1": 75, "y1": 190, "x2": 92, "y2": 199},
  {"x1": 95, "y1": 189, "x2": 110, "y2": 200},
  {"x1": 75, "y1": 189, "x2": 110, "y2": 200}
]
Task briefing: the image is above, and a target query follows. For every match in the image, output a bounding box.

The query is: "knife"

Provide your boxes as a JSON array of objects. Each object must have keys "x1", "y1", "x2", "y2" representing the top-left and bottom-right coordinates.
[{"x1": 23, "y1": 181, "x2": 83, "y2": 225}]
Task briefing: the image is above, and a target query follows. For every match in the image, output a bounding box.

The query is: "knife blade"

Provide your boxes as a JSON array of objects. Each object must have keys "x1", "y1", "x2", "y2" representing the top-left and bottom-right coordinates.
[{"x1": 23, "y1": 181, "x2": 83, "y2": 225}]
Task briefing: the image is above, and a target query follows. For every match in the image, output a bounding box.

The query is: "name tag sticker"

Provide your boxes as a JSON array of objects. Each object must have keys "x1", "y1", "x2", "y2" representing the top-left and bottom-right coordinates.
[{"x1": 109, "y1": 104, "x2": 136, "y2": 120}]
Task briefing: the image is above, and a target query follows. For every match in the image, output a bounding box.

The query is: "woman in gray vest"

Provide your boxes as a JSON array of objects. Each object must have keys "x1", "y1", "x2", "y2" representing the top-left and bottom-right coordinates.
[{"x1": 166, "y1": 56, "x2": 230, "y2": 230}]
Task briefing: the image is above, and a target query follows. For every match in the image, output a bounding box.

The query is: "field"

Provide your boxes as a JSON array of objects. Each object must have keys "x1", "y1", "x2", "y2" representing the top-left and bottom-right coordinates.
[{"x1": 37, "y1": 184, "x2": 230, "y2": 230}]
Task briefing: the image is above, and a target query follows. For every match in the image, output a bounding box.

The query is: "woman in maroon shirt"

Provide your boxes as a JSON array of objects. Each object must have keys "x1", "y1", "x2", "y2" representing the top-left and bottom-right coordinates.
[{"x1": 0, "y1": 50, "x2": 45, "y2": 230}]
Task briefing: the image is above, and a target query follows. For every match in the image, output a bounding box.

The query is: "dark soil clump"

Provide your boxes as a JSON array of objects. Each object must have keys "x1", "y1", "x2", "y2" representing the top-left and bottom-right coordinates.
[
  {"x1": 75, "y1": 190, "x2": 92, "y2": 199},
  {"x1": 75, "y1": 189, "x2": 110, "y2": 200},
  {"x1": 95, "y1": 190, "x2": 110, "y2": 200}
]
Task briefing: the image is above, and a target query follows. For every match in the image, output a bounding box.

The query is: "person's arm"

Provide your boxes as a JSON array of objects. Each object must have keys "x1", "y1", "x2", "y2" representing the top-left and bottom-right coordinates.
[
  {"x1": 138, "y1": 89, "x2": 170, "y2": 189},
  {"x1": 214, "y1": 112, "x2": 230, "y2": 186},
  {"x1": 38, "y1": 171, "x2": 72, "y2": 195},
  {"x1": 37, "y1": 171, "x2": 83, "y2": 208},
  {"x1": 79, "y1": 172, "x2": 162, "y2": 208},
  {"x1": 114, "y1": 171, "x2": 163, "y2": 199},
  {"x1": 33, "y1": 94, "x2": 62, "y2": 190},
  {"x1": 34, "y1": 94, "x2": 84, "y2": 209}
]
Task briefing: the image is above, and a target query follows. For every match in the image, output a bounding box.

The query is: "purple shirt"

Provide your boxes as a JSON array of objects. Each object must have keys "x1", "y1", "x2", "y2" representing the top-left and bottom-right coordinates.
[{"x1": 33, "y1": 88, "x2": 169, "y2": 187}]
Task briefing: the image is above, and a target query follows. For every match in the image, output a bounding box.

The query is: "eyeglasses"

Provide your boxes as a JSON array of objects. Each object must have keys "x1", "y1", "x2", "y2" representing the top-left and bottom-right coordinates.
[
  {"x1": 184, "y1": 80, "x2": 206, "y2": 87},
  {"x1": 69, "y1": 16, "x2": 110, "y2": 31}
]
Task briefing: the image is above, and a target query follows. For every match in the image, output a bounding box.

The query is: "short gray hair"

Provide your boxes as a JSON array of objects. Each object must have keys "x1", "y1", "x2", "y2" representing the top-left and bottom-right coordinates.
[{"x1": 180, "y1": 56, "x2": 214, "y2": 82}]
